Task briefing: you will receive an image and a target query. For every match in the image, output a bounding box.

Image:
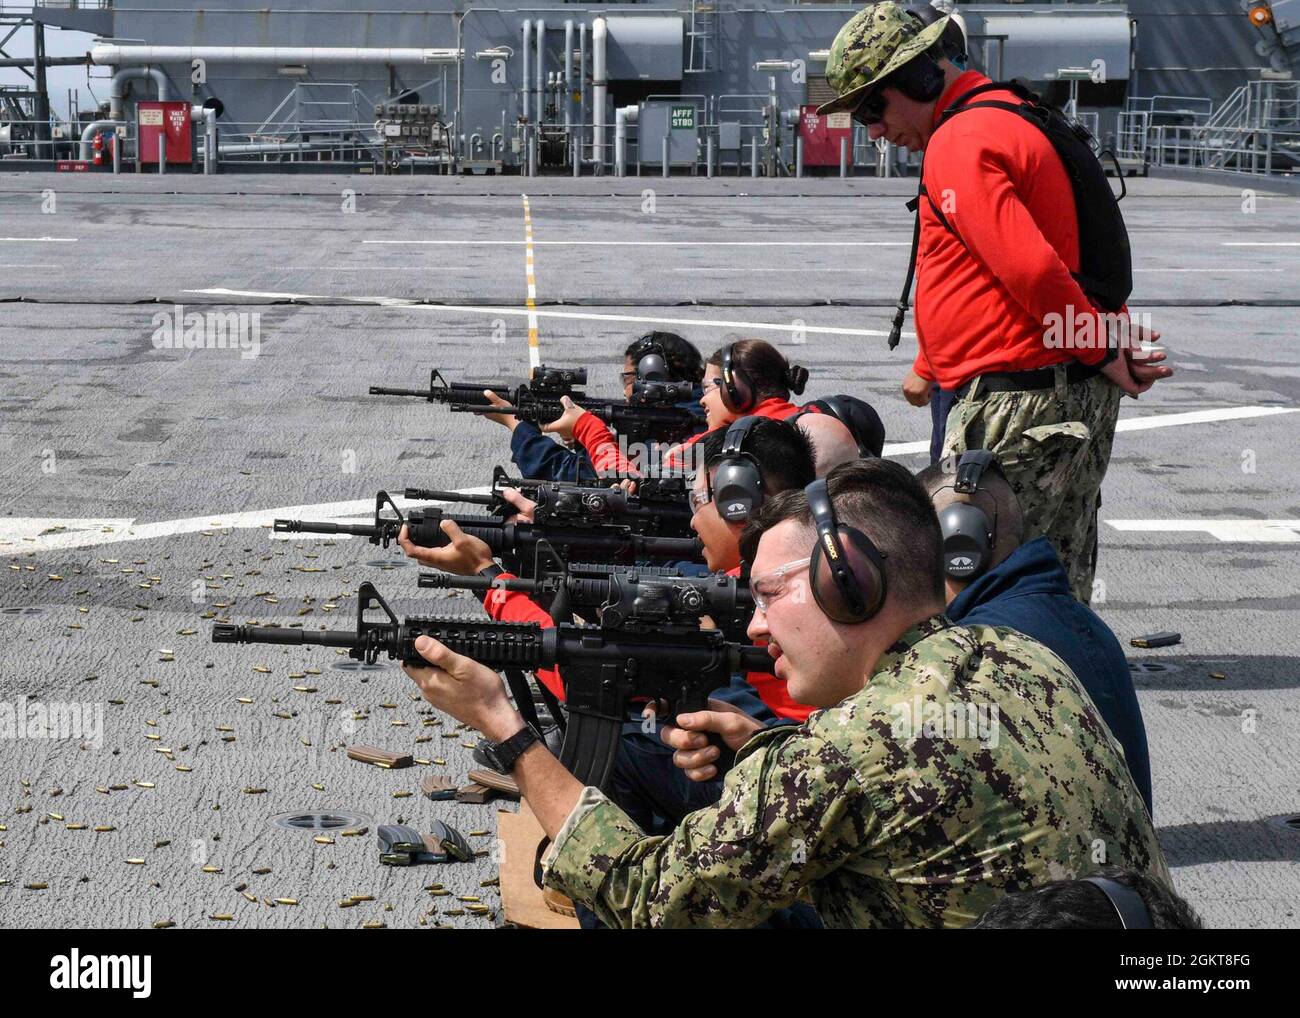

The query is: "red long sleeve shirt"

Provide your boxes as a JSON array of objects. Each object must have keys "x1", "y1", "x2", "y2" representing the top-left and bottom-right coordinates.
[
  {"x1": 913, "y1": 71, "x2": 1115, "y2": 390},
  {"x1": 482, "y1": 578, "x2": 566, "y2": 701}
]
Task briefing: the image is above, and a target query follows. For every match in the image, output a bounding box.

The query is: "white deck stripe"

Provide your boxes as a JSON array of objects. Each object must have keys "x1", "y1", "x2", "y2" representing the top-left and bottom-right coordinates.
[
  {"x1": 0, "y1": 491, "x2": 488, "y2": 558},
  {"x1": 363, "y1": 239, "x2": 910, "y2": 247},
  {"x1": 182, "y1": 287, "x2": 905, "y2": 339},
  {"x1": 1105, "y1": 520, "x2": 1300, "y2": 543}
]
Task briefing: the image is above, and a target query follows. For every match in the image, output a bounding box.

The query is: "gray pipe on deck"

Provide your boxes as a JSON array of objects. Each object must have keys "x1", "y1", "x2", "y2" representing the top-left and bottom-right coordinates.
[
  {"x1": 564, "y1": 20, "x2": 574, "y2": 137},
  {"x1": 109, "y1": 67, "x2": 169, "y2": 121},
  {"x1": 521, "y1": 20, "x2": 531, "y2": 122},
  {"x1": 535, "y1": 19, "x2": 546, "y2": 126}
]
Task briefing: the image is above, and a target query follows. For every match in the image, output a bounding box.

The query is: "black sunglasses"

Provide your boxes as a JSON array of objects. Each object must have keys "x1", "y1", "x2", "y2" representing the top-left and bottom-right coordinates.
[{"x1": 850, "y1": 89, "x2": 889, "y2": 127}]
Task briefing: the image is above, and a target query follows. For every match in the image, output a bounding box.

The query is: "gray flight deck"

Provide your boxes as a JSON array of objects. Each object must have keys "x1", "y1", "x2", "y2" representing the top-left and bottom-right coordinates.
[{"x1": 0, "y1": 170, "x2": 1297, "y2": 929}]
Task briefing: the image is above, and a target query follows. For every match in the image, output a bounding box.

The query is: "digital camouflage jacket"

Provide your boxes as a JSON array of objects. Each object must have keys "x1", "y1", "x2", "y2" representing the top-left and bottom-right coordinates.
[{"x1": 544, "y1": 613, "x2": 1169, "y2": 928}]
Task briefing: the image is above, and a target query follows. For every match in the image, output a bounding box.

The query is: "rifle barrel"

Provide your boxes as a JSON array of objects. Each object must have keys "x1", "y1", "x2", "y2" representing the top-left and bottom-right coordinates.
[
  {"x1": 212, "y1": 623, "x2": 360, "y2": 649},
  {"x1": 418, "y1": 572, "x2": 537, "y2": 593},
  {"x1": 404, "y1": 488, "x2": 497, "y2": 506},
  {"x1": 273, "y1": 518, "x2": 384, "y2": 539}
]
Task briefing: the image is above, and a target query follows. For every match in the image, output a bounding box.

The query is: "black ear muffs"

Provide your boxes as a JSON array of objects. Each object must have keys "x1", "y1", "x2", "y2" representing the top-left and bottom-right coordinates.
[
  {"x1": 630, "y1": 337, "x2": 670, "y2": 382},
  {"x1": 713, "y1": 416, "x2": 764, "y2": 522},
  {"x1": 637, "y1": 351, "x2": 669, "y2": 381},
  {"x1": 940, "y1": 450, "x2": 996, "y2": 581},
  {"x1": 719, "y1": 343, "x2": 754, "y2": 413},
  {"x1": 939, "y1": 502, "x2": 992, "y2": 580},
  {"x1": 805, "y1": 478, "x2": 887, "y2": 623}
]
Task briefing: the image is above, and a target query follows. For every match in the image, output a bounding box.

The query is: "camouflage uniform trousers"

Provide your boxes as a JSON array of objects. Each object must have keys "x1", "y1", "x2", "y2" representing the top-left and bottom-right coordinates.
[{"x1": 941, "y1": 365, "x2": 1121, "y2": 604}]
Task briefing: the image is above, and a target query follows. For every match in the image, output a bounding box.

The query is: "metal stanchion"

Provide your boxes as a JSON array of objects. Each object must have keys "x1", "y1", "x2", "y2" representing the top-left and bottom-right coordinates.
[
  {"x1": 796, "y1": 136, "x2": 803, "y2": 178},
  {"x1": 111, "y1": 132, "x2": 121, "y2": 174},
  {"x1": 572, "y1": 134, "x2": 580, "y2": 177},
  {"x1": 840, "y1": 136, "x2": 848, "y2": 178},
  {"x1": 661, "y1": 136, "x2": 669, "y2": 178},
  {"x1": 158, "y1": 135, "x2": 166, "y2": 175},
  {"x1": 706, "y1": 133, "x2": 715, "y2": 179},
  {"x1": 750, "y1": 136, "x2": 758, "y2": 177}
]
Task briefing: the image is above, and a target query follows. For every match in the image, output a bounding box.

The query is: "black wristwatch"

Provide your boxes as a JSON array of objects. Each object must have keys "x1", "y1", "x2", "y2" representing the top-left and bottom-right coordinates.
[{"x1": 475, "y1": 723, "x2": 542, "y2": 774}]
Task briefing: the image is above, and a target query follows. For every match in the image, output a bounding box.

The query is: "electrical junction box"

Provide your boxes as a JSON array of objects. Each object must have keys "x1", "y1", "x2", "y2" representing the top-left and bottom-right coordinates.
[
  {"x1": 138, "y1": 101, "x2": 192, "y2": 165},
  {"x1": 638, "y1": 100, "x2": 700, "y2": 167},
  {"x1": 799, "y1": 105, "x2": 853, "y2": 167}
]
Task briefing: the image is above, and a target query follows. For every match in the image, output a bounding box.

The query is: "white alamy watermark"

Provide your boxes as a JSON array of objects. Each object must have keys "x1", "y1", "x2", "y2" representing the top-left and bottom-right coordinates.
[
  {"x1": 151, "y1": 303, "x2": 261, "y2": 359},
  {"x1": 595, "y1": 436, "x2": 705, "y2": 481},
  {"x1": 890, "y1": 696, "x2": 1000, "y2": 748},
  {"x1": 1042, "y1": 307, "x2": 1156, "y2": 354},
  {"x1": 50, "y1": 950, "x2": 151, "y2": 998},
  {"x1": 0, "y1": 696, "x2": 104, "y2": 749}
]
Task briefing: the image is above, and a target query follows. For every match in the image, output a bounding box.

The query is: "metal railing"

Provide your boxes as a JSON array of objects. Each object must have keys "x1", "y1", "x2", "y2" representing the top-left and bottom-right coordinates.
[
  {"x1": 1147, "y1": 123, "x2": 1300, "y2": 175},
  {"x1": 215, "y1": 120, "x2": 385, "y2": 164},
  {"x1": 1124, "y1": 94, "x2": 1215, "y2": 125},
  {"x1": 1130, "y1": 82, "x2": 1300, "y2": 176},
  {"x1": 0, "y1": 115, "x2": 88, "y2": 159},
  {"x1": 1116, "y1": 109, "x2": 1149, "y2": 161}
]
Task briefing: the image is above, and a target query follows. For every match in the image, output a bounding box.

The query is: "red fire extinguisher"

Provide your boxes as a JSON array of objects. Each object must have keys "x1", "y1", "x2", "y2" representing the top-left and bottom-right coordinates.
[{"x1": 92, "y1": 131, "x2": 104, "y2": 166}]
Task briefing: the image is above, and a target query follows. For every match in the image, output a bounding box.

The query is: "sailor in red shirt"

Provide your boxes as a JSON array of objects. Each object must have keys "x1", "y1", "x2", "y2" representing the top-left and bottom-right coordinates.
[
  {"x1": 816, "y1": 3, "x2": 1172, "y2": 602},
  {"x1": 541, "y1": 337, "x2": 808, "y2": 481}
]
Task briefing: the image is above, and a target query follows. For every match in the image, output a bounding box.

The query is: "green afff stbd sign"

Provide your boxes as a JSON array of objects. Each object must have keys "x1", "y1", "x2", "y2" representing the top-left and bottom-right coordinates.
[{"x1": 670, "y1": 105, "x2": 696, "y2": 130}]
